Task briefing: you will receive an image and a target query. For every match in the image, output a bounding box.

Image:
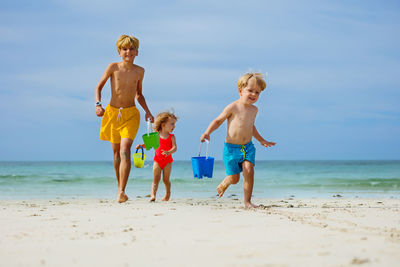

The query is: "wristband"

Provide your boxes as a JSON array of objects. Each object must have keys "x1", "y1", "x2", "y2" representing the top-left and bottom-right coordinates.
[{"x1": 95, "y1": 101, "x2": 102, "y2": 107}]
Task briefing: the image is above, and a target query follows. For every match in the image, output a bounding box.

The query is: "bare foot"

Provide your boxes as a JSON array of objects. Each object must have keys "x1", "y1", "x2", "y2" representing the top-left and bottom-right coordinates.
[
  {"x1": 244, "y1": 202, "x2": 258, "y2": 209},
  {"x1": 162, "y1": 193, "x2": 170, "y2": 201},
  {"x1": 149, "y1": 196, "x2": 156, "y2": 202},
  {"x1": 118, "y1": 192, "x2": 129, "y2": 203},
  {"x1": 217, "y1": 180, "x2": 229, "y2": 197}
]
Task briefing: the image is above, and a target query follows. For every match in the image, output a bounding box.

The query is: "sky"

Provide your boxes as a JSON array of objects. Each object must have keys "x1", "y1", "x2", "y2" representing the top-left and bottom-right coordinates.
[{"x1": 0, "y1": 0, "x2": 399, "y2": 161}]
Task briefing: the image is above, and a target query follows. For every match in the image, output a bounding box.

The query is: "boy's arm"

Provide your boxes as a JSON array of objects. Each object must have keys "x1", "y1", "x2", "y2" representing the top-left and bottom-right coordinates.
[
  {"x1": 200, "y1": 105, "x2": 232, "y2": 142},
  {"x1": 94, "y1": 64, "x2": 113, "y2": 117},
  {"x1": 253, "y1": 125, "x2": 276, "y2": 148},
  {"x1": 162, "y1": 135, "x2": 177, "y2": 156},
  {"x1": 135, "y1": 70, "x2": 154, "y2": 123}
]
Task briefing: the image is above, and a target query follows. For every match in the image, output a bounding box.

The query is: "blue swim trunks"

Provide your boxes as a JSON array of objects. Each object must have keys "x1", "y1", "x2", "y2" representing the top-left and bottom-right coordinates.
[{"x1": 223, "y1": 141, "x2": 256, "y2": 175}]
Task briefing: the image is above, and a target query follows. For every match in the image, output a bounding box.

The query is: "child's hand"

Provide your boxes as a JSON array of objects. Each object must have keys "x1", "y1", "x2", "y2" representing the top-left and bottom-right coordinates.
[
  {"x1": 161, "y1": 150, "x2": 170, "y2": 156},
  {"x1": 96, "y1": 106, "x2": 105, "y2": 117},
  {"x1": 136, "y1": 144, "x2": 145, "y2": 149},
  {"x1": 200, "y1": 133, "x2": 210, "y2": 142},
  {"x1": 261, "y1": 140, "x2": 276, "y2": 148},
  {"x1": 145, "y1": 113, "x2": 154, "y2": 123}
]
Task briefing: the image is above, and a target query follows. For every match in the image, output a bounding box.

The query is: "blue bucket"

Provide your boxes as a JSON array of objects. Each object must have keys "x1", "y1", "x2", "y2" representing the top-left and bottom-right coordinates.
[
  {"x1": 191, "y1": 156, "x2": 214, "y2": 178},
  {"x1": 191, "y1": 140, "x2": 214, "y2": 178}
]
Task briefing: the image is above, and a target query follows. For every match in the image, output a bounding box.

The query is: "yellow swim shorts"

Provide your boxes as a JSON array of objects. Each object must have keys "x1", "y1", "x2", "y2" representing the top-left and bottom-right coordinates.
[{"x1": 100, "y1": 105, "x2": 140, "y2": 144}]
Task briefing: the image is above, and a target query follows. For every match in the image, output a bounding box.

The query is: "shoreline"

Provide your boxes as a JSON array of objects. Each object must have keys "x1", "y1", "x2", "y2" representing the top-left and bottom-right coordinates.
[
  {"x1": 2, "y1": 160, "x2": 399, "y2": 202},
  {"x1": 1, "y1": 198, "x2": 400, "y2": 266},
  {"x1": 1, "y1": 193, "x2": 400, "y2": 201}
]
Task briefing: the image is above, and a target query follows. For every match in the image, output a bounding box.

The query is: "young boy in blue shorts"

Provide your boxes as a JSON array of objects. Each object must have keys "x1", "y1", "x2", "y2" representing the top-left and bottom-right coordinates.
[{"x1": 200, "y1": 72, "x2": 276, "y2": 208}]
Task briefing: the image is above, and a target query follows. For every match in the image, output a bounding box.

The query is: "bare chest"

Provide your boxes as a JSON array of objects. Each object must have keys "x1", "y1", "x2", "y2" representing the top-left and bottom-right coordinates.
[
  {"x1": 230, "y1": 107, "x2": 256, "y2": 126},
  {"x1": 112, "y1": 69, "x2": 139, "y2": 89}
]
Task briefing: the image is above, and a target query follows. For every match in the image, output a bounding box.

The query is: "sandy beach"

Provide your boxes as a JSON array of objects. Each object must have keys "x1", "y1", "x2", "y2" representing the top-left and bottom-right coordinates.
[{"x1": 1, "y1": 197, "x2": 399, "y2": 267}]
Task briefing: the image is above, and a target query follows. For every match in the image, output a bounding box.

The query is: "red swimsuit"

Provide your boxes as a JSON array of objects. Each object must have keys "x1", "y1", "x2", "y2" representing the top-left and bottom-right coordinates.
[{"x1": 154, "y1": 134, "x2": 174, "y2": 169}]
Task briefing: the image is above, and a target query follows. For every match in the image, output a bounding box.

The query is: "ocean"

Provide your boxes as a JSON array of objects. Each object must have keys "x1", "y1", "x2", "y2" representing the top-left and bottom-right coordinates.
[{"x1": 0, "y1": 160, "x2": 399, "y2": 200}]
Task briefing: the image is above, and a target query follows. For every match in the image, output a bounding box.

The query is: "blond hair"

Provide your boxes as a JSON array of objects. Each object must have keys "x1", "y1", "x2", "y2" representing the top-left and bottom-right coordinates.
[
  {"x1": 116, "y1": 35, "x2": 139, "y2": 53},
  {"x1": 153, "y1": 112, "x2": 178, "y2": 132},
  {"x1": 237, "y1": 72, "x2": 266, "y2": 91}
]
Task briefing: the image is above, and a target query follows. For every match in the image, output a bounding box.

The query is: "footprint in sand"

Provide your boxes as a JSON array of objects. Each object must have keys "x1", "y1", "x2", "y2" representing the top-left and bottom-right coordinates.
[{"x1": 350, "y1": 257, "x2": 369, "y2": 264}]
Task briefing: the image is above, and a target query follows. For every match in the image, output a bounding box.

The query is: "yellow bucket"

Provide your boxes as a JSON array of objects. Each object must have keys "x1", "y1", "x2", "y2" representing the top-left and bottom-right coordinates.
[{"x1": 133, "y1": 147, "x2": 146, "y2": 168}]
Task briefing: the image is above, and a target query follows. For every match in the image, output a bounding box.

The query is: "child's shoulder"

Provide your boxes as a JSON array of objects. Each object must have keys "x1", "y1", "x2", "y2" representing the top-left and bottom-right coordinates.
[
  {"x1": 227, "y1": 100, "x2": 245, "y2": 110},
  {"x1": 106, "y1": 62, "x2": 120, "y2": 71},
  {"x1": 222, "y1": 101, "x2": 239, "y2": 113},
  {"x1": 132, "y1": 64, "x2": 145, "y2": 72},
  {"x1": 102, "y1": 62, "x2": 119, "y2": 76},
  {"x1": 226, "y1": 100, "x2": 239, "y2": 108},
  {"x1": 230, "y1": 100, "x2": 258, "y2": 112}
]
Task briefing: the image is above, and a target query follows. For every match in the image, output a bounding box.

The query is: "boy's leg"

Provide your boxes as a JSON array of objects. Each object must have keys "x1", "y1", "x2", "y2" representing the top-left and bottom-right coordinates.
[
  {"x1": 117, "y1": 138, "x2": 133, "y2": 203},
  {"x1": 111, "y1": 143, "x2": 121, "y2": 187},
  {"x1": 217, "y1": 174, "x2": 240, "y2": 197},
  {"x1": 151, "y1": 162, "x2": 162, "y2": 201},
  {"x1": 242, "y1": 160, "x2": 258, "y2": 208},
  {"x1": 161, "y1": 163, "x2": 172, "y2": 201}
]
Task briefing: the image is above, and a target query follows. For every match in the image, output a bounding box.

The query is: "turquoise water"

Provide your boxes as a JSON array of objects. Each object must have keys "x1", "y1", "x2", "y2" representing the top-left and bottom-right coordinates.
[{"x1": 0, "y1": 161, "x2": 399, "y2": 199}]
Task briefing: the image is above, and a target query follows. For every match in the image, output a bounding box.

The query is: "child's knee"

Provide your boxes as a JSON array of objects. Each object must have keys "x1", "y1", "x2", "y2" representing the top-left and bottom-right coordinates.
[
  {"x1": 153, "y1": 175, "x2": 161, "y2": 183},
  {"x1": 120, "y1": 150, "x2": 130, "y2": 160},
  {"x1": 162, "y1": 176, "x2": 170, "y2": 184},
  {"x1": 113, "y1": 148, "x2": 120, "y2": 157},
  {"x1": 113, "y1": 152, "x2": 120, "y2": 160},
  {"x1": 242, "y1": 161, "x2": 254, "y2": 172},
  {"x1": 231, "y1": 175, "x2": 240, "y2": 184}
]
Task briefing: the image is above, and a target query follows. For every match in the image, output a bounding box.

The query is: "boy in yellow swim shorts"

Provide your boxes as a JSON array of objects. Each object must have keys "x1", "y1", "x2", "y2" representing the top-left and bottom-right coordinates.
[{"x1": 94, "y1": 34, "x2": 154, "y2": 203}]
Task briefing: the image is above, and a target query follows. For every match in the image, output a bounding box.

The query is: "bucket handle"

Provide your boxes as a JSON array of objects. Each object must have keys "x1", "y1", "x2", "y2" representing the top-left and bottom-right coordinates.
[
  {"x1": 198, "y1": 140, "x2": 210, "y2": 158},
  {"x1": 146, "y1": 119, "x2": 153, "y2": 135},
  {"x1": 135, "y1": 146, "x2": 145, "y2": 160}
]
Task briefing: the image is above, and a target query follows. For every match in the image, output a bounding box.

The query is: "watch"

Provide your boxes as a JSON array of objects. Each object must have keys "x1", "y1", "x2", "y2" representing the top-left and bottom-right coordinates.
[{"x1": 95, "y1": 101, "x2": 102, "y2": 107}]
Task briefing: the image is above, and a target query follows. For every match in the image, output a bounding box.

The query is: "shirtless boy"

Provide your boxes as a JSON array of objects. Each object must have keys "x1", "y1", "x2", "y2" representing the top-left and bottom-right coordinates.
[
  {"x1": 200, "y1": 72, "x2": 276, "y2": 208},
  {"x1": 95, "y1": 34, "x2": 154, "y2": 203}
]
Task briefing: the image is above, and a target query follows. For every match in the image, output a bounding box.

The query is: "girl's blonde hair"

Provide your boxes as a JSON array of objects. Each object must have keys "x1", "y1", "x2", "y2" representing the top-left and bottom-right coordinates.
[
  {"x1": 153, "y1": 112, "x2": 178, "y2": 132},
  {"x1": 116, "y1": 35, "x2": 139, "y2": 53},
  {"x1": 237, "y1": 72, "x2": 266, "y2": 91}
]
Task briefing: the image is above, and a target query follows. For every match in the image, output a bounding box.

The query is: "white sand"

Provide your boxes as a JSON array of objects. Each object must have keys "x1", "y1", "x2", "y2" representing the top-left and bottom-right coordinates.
[{"x1": 1, "y1": 197, "x2": 400, "y2": 267}]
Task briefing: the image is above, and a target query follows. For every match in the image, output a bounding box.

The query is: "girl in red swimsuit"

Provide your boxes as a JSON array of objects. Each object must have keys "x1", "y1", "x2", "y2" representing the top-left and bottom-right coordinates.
[{"x1": 138, "y1": 112, "x2": 178, "y2": 201}]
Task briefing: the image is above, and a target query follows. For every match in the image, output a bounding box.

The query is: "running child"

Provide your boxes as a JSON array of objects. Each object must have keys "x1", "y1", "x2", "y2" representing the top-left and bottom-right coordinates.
[
  {"x1": 95, "y1": 34, "x2": 154, "y2": 203},
  {"x1": 200, "y1": 72, "x2": 276, "y2": 208},
  {"x1": 137, "y1": 112, "x2": 178, "y2": 202}
]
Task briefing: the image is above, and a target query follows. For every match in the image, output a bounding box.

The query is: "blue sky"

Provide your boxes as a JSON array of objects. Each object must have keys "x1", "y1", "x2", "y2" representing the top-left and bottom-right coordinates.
[{"x1": 0, "y1": 0, "x2": 399, "y2": 161}]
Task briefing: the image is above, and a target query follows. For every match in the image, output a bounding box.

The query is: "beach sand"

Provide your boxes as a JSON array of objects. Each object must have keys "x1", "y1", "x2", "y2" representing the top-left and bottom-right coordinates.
[{"x1": 1, "y1": 197, "x2": 400, "y2": 267}]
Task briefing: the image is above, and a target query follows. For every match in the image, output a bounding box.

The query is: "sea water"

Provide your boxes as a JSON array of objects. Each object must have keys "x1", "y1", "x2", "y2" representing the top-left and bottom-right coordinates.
[{"x1": 0, "y1": 161, "x2": 399, "y2": 200}]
